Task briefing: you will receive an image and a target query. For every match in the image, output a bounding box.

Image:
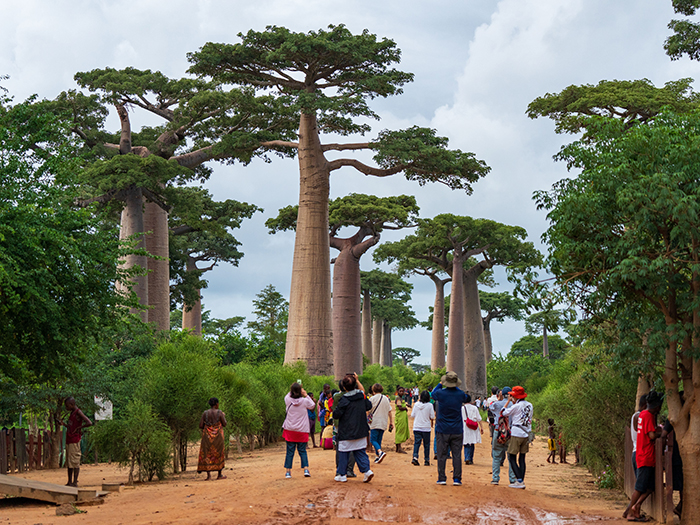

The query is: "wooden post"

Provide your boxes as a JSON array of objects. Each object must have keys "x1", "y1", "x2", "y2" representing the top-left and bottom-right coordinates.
[
  {"x1": 0, "y1": 429, "x2": 7, "y2": 474},
  {"x1": 624, "y1": 426, "x2": 635, "y2": 498},
  {"x1": 36, "y1": 431, "x2": 43, "y2": 470},
  {"x1": 664, "y1": 432, "x2": 674, "y2": 525},
  {"x1": 28, "y1": 433, "x2": 35, "y2": 470},
  {"x1": 17, "y1": 429, "x2": 27, "y2": 473},
  {"x1": 652, "y1": 436, "x2": 664, "y2": 522},
  {"x1": 9, "y1": 429, "x2": 16, "y2": 473}
]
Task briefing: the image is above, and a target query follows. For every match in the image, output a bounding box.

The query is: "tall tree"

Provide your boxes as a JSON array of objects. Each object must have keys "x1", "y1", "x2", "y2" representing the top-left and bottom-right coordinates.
[
  {"x1": 479, "y1": 291, "x2": 527, "y2": 361},
  {"x1": 246, "y1": 284, "x2": 289, "y2": 349},
  {"x1": 360, "y1": 270, "x2": 414, "y2": 366},
  {"x1": 169, "y1": 187, "x2": 260, "y2": 334},
  {"x1": 36, "y1": 67, "x2": 296, "y2": 329},
  {"x1": 392, "y1": 347, "x2": 420, "y2": 366},
  {"x1": 376, "y1": 215, "x2": 540, "y2": 394},
  {"x1": 534, "y1": 109, "x2": 700, "y2": 522},
  {"x1": 188, "y1": 25, "x2": 489, "y2": 374},
  {"x1": 665, "y1": 0, "x2": 700, "y2": 60},
  {"x1": 267, "y1": 194, "x2": 419, "y2": 377},
  {"x1": 524, "y1": 307, "x2": 574, "y2": 359}
]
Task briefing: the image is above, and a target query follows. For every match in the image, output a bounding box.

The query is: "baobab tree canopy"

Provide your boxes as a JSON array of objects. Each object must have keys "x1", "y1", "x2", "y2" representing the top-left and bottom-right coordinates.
[{"x1": 189, "y1": 25, "x2": 490, "y2": 374}]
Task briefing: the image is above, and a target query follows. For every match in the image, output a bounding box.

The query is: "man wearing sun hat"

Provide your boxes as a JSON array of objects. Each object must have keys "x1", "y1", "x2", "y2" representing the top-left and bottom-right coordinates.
[
  {"x1": 501, "y1": 385, "x2": 533, "y2": 489},
  {"x1": 431, "y1": 371, "x2": 470, "y2": 486}
]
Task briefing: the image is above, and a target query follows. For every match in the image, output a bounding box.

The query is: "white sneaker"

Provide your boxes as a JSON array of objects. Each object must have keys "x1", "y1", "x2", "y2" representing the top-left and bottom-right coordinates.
[
  {"x1": 334, "y1": 475, "x2": 347, "y2": 482},
  {"x1": 363, "y1": 470, "x2": 374, "y2": 483},
  {"x1": 376, "y1": 451, "x2": 387, "y2": 464}
]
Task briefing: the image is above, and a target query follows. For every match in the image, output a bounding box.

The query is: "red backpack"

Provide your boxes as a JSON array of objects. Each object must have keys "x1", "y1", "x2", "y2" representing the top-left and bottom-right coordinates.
[{"x1": 496, "y1": 415, "x2": 511, "y2": 444}]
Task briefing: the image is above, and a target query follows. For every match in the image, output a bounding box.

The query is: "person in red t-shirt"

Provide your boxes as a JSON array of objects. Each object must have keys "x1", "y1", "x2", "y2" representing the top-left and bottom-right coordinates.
[
  {"x1": 623, "y1": 391, "x2": 662, "y2": 521},
  {"x1": 56, "y1": 397, "x2": 93, "y2": 487}
]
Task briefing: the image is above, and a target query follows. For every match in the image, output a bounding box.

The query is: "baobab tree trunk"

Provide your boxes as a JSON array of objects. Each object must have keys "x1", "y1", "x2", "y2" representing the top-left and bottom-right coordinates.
[
  {"x1": 182, "y1": 258, "x2": 202, "y2": 335},
  {"x1": 483, "y1": 321, "x2": 493, "y2": 362},
  {"x1": 118, "y1": 186, "x2": 148, "y2": 322},
  {"x1": 430, "y1": 275, "x2": 447, "y2": 370},
  {"x1": 635, "y1": 375, "x2": 651, "y2": 411},
  {"x1": 284, "y1": 112, "x2": 332, "y2": 375},
  {"x1": 332, "y1": 246, "x2": 363, "y2": 379},
  {"x1": 463, "y1": 270, "x2": 487, "y2": 397},
  {"x1": 372, "y1": 318, "x2": 382, "y2": 364},
  {"x1": 380, "y1": 322, "x2": 392, "y2": 366},
  {"x1": 361, "y1": 290, "x2": 372, "y2": 363},
  {"x1": 144, "y1": 202, "x2": 170, "y2": 331},
  {"x1": 446, "y1": 252, "x2": 466, "y2": 386}
]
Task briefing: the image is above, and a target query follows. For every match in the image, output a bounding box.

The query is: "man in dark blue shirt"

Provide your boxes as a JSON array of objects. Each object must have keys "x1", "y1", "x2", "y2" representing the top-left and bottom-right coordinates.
[{"x1": 431, "y1": 371, "x2": 469, "y2": 485}]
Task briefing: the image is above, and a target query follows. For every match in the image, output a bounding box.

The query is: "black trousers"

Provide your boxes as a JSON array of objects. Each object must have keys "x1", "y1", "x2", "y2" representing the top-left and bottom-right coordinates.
[{"x1": 436, "y1": 433, "x2": 462, "y2": 482}]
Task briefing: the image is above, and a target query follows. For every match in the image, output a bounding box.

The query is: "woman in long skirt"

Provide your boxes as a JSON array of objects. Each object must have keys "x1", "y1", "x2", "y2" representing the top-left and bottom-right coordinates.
[
  {"x1": 394, "y1": 387, "x2": 409, "y2": 453},
  {"x1": 197, "y1": 397, "x2": 227, "y2": 480}
]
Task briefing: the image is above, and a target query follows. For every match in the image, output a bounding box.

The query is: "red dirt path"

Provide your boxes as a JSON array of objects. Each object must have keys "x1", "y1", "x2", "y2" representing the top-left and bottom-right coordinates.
[{"x1": 1, "y1": 423, "x2": 631, "y2": 525}]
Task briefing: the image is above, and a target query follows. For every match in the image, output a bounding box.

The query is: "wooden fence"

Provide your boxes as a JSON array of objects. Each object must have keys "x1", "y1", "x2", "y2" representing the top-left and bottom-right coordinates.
[
  {"x1": 0, "y1": 428, "x2": 60, "y2": 474},
  {"x1": 624, "y1": 426, "x2": 676, "y2": 524}
]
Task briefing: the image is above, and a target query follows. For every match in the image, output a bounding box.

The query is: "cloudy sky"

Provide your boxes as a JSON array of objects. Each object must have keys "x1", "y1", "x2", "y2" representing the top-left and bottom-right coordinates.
[{"x1": 1, "y1": 0, "x2": 697, "y2": 363}]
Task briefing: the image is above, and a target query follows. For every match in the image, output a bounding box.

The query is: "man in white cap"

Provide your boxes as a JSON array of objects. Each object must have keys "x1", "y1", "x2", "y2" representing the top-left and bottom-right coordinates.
[{"x1": 431, "y1": 371, "x2": 469, "y2": 486}]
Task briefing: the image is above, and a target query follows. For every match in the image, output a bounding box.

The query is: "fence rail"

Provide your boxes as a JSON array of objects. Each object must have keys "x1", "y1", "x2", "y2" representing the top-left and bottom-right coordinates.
[
  {"x1": 624, "y1": 426, "x2": 676, "y2": 524},
  {"x1": 0, "y1": 428, "x2": 61, "y2": 474}
]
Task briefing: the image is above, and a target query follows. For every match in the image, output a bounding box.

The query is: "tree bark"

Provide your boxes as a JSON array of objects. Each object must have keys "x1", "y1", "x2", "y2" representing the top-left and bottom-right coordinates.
[
  {"x1": 542, "y1": 325, "x2": 549, "y2": 359},
  {"x1": 144, "y1": 201, "x2": 170, "y2": 331},
  {"x1": 483, "y1": 322, "x2": 493, "y2": 363},
  {"x1": 635, "y1": 375, "x2": 651, "y2": 412},
  {"x1": 372, "y1": 318, "x2": 382, "y2": 364},
  {"x1": 332, "y1": 241, "x2": 363, "y2": 379},
  {"x1": 284, "y1": 112, "x2": 333, "y2": 375},
  {"x1": 446, "y1": 249, "x2": 467, "y2": 386},
  {"x1": 430, "y1": 275, "x2": 448, "y2": 370},
  {"x1": 182, "y1": 258, "x2": 202, "y2": 335},
  {"x1": 361, "y1": 290, "x2": 372, "y2": 363},
  {"x1": 380, "y1": 321, "x2": 392, "y2": 366},
  {"x1": 463, "y1": 269, "x2": 487, "y2": 397},
  {"x1": 118, "y1": 186, "x2": 148, "y2": 322}
]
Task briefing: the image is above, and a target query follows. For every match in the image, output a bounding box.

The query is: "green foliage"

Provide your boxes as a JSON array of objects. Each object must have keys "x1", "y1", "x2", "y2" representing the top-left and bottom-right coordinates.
[
  {"x1": 359, "y1": 364, "x2": 418, "y2": 394},
  {"x1": 510, "y1": 334, "x2": 569, "y2": 361},
  {"x1": 392, "y1": 347, "x2": 420, "y2": 366},
  {"x1": 534, "y1": 346, "x2": 636, "y2": 486},
  {"x1": 487, "y1": 353, "x2": 553, "y2": 394},
  {"x1": 665, "y1": 1, "x2": 700, "y2": 60},
  {"x1": 360, "y1": 269, "x2": 418, "y2": 329},
  {"x1": 91, "y1": 400, "x2": 172, "y2": 482},
  {"x1": 527, "y1": 78, "x2": 700, "y2": 136},
  {"x1": 246, "y1": 284, "x2": 288, "y2": 348}
]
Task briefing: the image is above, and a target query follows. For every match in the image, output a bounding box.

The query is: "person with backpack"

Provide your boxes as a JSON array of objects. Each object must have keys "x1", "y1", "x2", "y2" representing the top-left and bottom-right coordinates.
[
  {"x1": 368, "y1": 383, "x2": 393, "y2": 464},
  {"x1": 501, "y1": 385, "x2": 533, "y2": 489},
  {"x1": 333, "y1": 373, "x2": 374, "y2": 483},
  {"x1": 490, "y1": 386, "x2": 516, "y2": 486}
]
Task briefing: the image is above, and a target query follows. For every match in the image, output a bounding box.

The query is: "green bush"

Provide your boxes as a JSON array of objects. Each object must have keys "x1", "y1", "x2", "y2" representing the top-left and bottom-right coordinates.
[{"x1": 91, "y1": 400, "x2": 171, "y2": 483}]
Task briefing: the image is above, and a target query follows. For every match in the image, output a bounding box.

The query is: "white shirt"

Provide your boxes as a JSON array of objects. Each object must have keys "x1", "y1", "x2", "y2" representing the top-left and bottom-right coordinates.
[
  {"x1": 462, "y1": 404, "x2": 482, "y2": 445},
  {"x1": 501, "y1": 400, "x2": 533, "y2": 438},
  {"x1": 631, "y1": 411, "x2": 640, "y2": 452},
  {"x1": 369, "y1": 394, "x2": 393, "y2": 430},
  {"x1": 485, "y1": 394, "x2": 497, "y2": 409},
  {"x1": 410, "y1": 401, "x2": 435, "y2": 432}
]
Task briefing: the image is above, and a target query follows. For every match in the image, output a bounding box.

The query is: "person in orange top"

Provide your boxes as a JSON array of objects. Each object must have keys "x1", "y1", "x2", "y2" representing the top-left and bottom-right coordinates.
[
  {"x1": 56, "y1": 397, "x2": 93, "y2": 487},
  {"x1": 623, "y1": 391, "x2": 663, "y2": 522}
]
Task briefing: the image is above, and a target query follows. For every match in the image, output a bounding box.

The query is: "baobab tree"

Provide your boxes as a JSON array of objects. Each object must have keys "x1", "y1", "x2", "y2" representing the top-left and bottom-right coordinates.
[
  {"x1": 377, "y1": 214, "x2": 541, "y2": 394},
  {"x1": 60, "y1": 67, "x2": 295, "y2": 329},
  {"x1": 267, "y1": 193, "x2": 419, "y2": 378},
  {"x1": 480, "y1": 291, "x2": 527, "y2": 361},
  {"x1": 188, "y1": 25, "x2": 489, "y2": 374}
]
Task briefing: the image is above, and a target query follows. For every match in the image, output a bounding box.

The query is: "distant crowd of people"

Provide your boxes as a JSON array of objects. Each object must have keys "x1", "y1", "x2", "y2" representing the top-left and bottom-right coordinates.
[{"x1": 272, "y1": 371, "x2": 534, "y2": 488}]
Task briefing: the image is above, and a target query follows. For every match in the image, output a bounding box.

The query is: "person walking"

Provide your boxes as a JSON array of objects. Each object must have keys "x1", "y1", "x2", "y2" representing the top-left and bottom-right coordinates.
[
  {"x1": 197, "y1": 397, "x2": 228, "y2": 480},
  {"x1": 461, "y1": 395, "x2": 482, "y2": 465},
  {"x1": 333, "y1": 373, "x2": 374, "y2": 483},
  {"x1": 369, "y1": 383, "x2": 393, "y2": 464},
  {"x1": 501, "y1": 385, "x2": 533, "y2": 489},
  {"x1": 333, "y1": 381, "x2": 357, "y2": 477},
  {"x1": 394, "y1": 386, "x2": 410, "y2": 453},
  {"x1": 410, "y1": 390, "x2": 435, "y2": 466},
  {"x1": 490, "y1": 386, "x2": 516, "y2": 486},
  {"x1": 282, "y1": 382, "x2": 316, "y2": 479},
  {"x1": 431, "y1": 371, "x2": 469, "y2": 486}
]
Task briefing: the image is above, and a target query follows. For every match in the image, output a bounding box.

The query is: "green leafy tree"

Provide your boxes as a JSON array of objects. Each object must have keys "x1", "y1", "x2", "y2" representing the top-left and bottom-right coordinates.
[
  {"x1": 665, "y1": 0, "x2": 700, "y2": 60},
  {"x1": 509, "y1": 334, "x2": 569, "y2": 361},
  {"x1": 247, "y1": 285, "x2": 289, "y2": 348},
  {"x1": 267, "y1": 194, "x2": 419, "y2": 377},
  {"x1": 533, "y1": 109, "x2": 700, "y2": 521},
  {"x1": 188, "y1": 25, "x2": 490, "y2": 375},
  {"x1": 524, "y1": 305, "x2": 575, "y2": 359}
]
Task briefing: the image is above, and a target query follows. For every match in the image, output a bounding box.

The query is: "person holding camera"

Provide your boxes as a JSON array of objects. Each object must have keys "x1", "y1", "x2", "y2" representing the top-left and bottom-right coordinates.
[
  {"x1": 283, "y1": 382, "x2": 316, "y2": 479},
  {"x1": 501, "y1": 385, "x2": 533, "y2": 489},
  {"x1": 332, "y1": 373, "x2": 374, "y2": 483}
]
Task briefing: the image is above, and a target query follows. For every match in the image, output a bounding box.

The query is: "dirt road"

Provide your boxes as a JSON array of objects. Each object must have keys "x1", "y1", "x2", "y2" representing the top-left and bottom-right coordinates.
[{"x1": 1, "y1": 424, "x2": 630, "y2": 524}]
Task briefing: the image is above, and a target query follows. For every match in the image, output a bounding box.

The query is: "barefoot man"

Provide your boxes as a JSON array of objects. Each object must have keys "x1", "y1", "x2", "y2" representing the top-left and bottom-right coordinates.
[
  {"x1": 197, "y1": 397, "x2": 227, "y2": 480},
  {"x1": 56, "y1": 397, "x2": 93, "y2": 487}
]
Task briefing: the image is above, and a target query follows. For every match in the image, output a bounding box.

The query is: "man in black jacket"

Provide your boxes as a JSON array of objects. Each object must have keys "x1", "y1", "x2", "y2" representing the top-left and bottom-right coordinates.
[{"x1": 333, "y1": 373, "x2": 374, "y2": 483}]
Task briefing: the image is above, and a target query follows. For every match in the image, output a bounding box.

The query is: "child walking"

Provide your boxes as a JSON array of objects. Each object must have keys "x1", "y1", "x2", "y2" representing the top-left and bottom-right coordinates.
[{"x1": 546, "y1": 419, "x2": 557, "y2": 464}]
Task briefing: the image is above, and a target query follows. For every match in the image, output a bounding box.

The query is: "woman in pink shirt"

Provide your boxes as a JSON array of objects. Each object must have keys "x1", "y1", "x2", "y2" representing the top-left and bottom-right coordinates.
[{"x1": 283, "y1": 382, "x2": 316, "y2": 479}]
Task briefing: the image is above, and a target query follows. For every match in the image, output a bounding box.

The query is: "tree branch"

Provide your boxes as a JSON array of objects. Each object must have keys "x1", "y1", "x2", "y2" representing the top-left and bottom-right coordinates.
[
  {"x1": 327, "y1": 158, "x2": 406, "y2": 177},
  {"x1": 260, "y1": 140, "x2": 299, "y2": 149},
  {"x1": 321, "y1": 142, "x2": 371, "y2": 152},
  {"x1": 141, "y1": 187, "x2": 171, "y2": 212}
]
